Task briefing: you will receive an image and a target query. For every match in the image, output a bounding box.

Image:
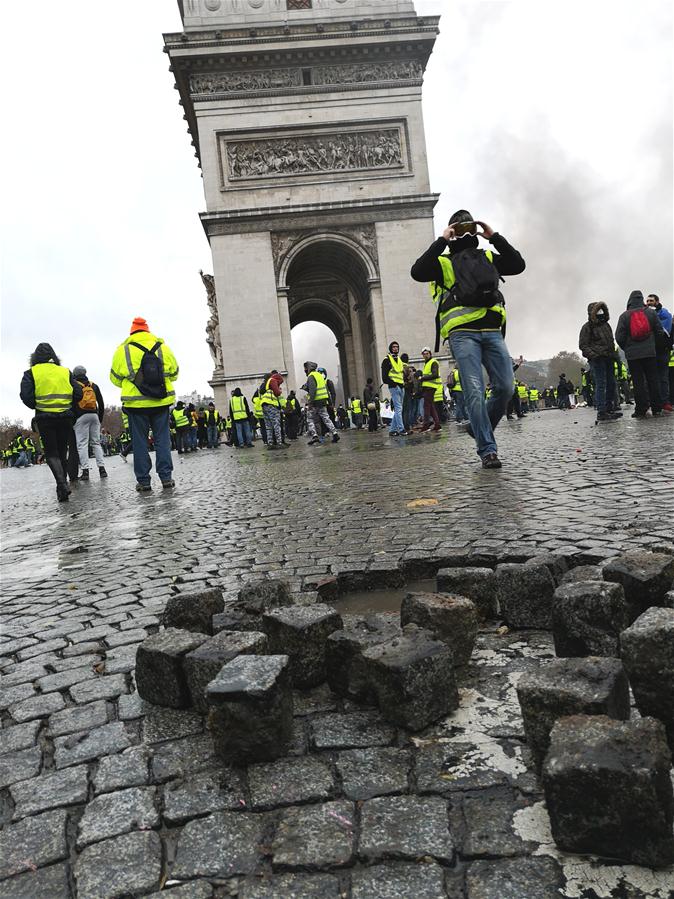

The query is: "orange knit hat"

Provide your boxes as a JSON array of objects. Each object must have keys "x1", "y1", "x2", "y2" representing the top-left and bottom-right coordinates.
[{"x1": 130, "y1": 317, "x2": 149, "y2": 334}]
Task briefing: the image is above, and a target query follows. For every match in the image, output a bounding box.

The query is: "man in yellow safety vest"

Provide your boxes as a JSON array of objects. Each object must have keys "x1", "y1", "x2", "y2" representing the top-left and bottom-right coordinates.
[
  {"x1": 229, "y1": 389, "x2": 253, "y2": 448},
  {"x1": 411, "y1": 210, "x2": 525, "y2": 468},
  {"x1": 420, "y1": 347, "x2": 442, "y2": 432},
  {"x1": 303, "y1": 361, "x2": 340, "y2": 446},
  {"x1": 380, "y1": 341, "x2": 409, "y2": 436}
]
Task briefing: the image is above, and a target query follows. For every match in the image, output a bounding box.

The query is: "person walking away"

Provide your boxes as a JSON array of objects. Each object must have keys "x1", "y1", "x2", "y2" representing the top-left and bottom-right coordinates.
[
  {"x1": 260, "y1": 370, "x2": 287, "y2": 449},
  {"x1": 646, "y1": 294, "x2": 674, "y2": 411},
  {"x1": 578, "y1": 301, "x2": 620, "y2": 423},
  {"x1": 110, "y1": 317, "x2": 179, "y2": 491},
  {"x1": 401, "y1": 353, "x2": 416, "y2": 431},
  {"x1": 323, "y1": 369, "x2": 338, "y2": 426},
  {"x1": 72, "y1": 365, "x2": 108, "y2": 479},
  {"x1": 448, "y1": 367, "x2": 466, "y2": 423},
  {"x1": 557, "y1": 375, "x2": 572, "y2": 410},
  {"x1": 285, "y1": 391, "x2": 301, "y2": 439},
  {"x1": 350, "y1": 396, "x2": 363, "y2": 429},
  {"x1": 411, "y1": 210, "x2": 525, "y2": 468},
  {"x1": 303, "y1": 361, "x2": 340, "y2": 445},
  {"x1": 20, "y1": 342, "x2": 83, "y2": 502},
  {"x1": 171, "y1": 401, "x2": 191, "y2": 454},
  {"x1": 517, "y1": 381, "x2": 529, "y2": 414},
  {"x1": 615, "y1": 291, "x2": 667, "y2": 418},
  {"x1": 196, "y1": 407, "x2": 208, "y2": 447},
  {"x1": 419, "y1": 347, "x2": 442, "y2": 431},
  {"x1": 528, "y1": 386, "x2": 540, "y2": 411},
  {"x1": 205, "y1": 402, "x2": 221, "y2": 447},
  {"x1": 186, "y1": 404, "x2": 199, "y2": 451},
  {"x1": 229, "y1": 388, "x2": 253, "y2": 447},
  {"x1": 381, "y1": 341, "x2": 409, "y2": 436}
]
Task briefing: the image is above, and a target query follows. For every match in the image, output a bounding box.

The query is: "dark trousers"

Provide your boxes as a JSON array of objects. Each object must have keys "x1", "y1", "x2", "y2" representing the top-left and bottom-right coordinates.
[
  {"x1": 422, "y1": 387, "x2": 441, "y2": 428},
  {"x1": 656, "y1": 352, "x2": 671, "y2": 405},
  {"x1": 628, "y1": 357, "x2": 662, "y2": 414},
  {"x1": 37, "y1": 417, "x2": 72, "y2": 487}
]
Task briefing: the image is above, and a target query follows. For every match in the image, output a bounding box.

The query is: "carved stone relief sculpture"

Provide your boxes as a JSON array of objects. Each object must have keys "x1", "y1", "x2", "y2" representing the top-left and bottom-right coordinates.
[
  {"x1": 313, "y1": 60, "x2": 423, "y2": 85},
  {"x1": 200, "y1": 270, "x2": 224, "y2": 369},
  {"x1": 225, "y1": 128, "x2": 403, "y2": 180},
  {"x1": 190, "y1": 68, "x2": 302, "y2": 94}
]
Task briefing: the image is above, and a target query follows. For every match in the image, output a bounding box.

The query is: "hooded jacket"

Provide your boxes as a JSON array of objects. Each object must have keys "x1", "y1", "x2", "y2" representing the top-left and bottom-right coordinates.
[
  {"x1": 381, "y1": 342, "x2": 404, "y2": 388},
  {"x1": 615, "y1": 291, "x2": 666, "y2": 361},
  {"x1": 20, "y1": 343, "x2": 83, "y2": 419},
  {"x1": 578, "y1": 302, "x2": 616, "y2": 361}
]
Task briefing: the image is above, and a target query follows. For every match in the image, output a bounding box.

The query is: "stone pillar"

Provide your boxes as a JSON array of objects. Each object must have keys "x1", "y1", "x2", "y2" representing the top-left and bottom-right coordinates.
[
  {"x1": 368, "y1": 280, "x2": 390, "y2": 383},
  {"x1": 276, "y1": 287, "x2": 296, "y2": 394},
  {"x1": 348, "y1": 299, "x2": 368, "y2": 391}
]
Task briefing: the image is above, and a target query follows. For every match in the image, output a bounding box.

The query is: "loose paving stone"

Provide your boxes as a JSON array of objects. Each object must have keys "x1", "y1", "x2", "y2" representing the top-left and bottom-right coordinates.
[
  {"x1": 163, "y1": 769, "x2": 245, "y2": 823},
  {"x1": 336, "y1": 747, "x2": 410, "y2": 800},
  {"x1": 48, "y1": 700, "x2": 108, "y2": 737},
  {"x1": 143, "y1": 706, "x2": 203, "y2": 744},
  {"x1": 400, "y1": 592, "x2": 478, "y2": 666},
  {"x1": 185, "y1": 629, "x2": 268, "y2": 712},
  {"x1": 603, "y1": 550, "x2": 674, "y2": 621},
  {"x1": 248, "y1": 755, "x2": 334, "y2": 808},
  {"x1": 172, "y1": 811, "x2": 267, "y2": 878},
  {"x1": 237, "y1": 577, "x2": 293, "y2": 612},
  {"x1": 351, "y1": 861, "x2": 447, "y2": 899},
  {"x1": 0, "y1": 807, "x2": 68, "y2": 879},
  {"x1": 620, "y1": 607, "x2": 674, "y2": 747},
  {"x1": 495, "y1": 561, "x2": 556, "y2": 628},
  {"x1": 0, "y1": 720, "x2": 40, "y2": 754},
  {"x1": 436, "y1": 567, "x2": 497, "y2": 619},
  {"x1": 77, "y1": 786, "x2": 159, "y2": 848},
  {"x1": 241, "y1": 875, "x2": 340, "y2": 899},
  {"x1": 560, "y1": 564, "x2": 604, "y2": 584},
  {"x1": 69, "y1": 672, "x2": 128, "y2": 704},
  {"x1": 207, "y1": 654, "x2": 293, "y2": 765},
  {"x1": 362, "y1": 626, "x2": 458, "y2": 730},
  {"x1": 0, "y1": 863, "x2": 71, "y2": 899},
  {"x1": 457, "y1": 787, "x2": 531, "y2": 858},
  {"x1": 542, "y1": 714, "x2": 674, "y2": 867},
  {"x1": 263, "y1": 604, "x2": 343, "y2": 688},
  {"x1": 310, "y1": 711, "x2": 395, "y2": 750},
  {"x1": 162, "y1": 588, "x2": 225, "y2": 635},
  {"x1": 54, "y1": 721, "x2": 132, "y2": 769},
  {"x1": 136, "y1": 629, "x2": 207, "y2": 708},
  {"x1": 271, "y1": 800, "x2": 355, "y2": 869},
  {"x1": 552, "y1": 581, "x2": 628, "y2": 657},
  {"x1": 9, "y1": 691, "x2": 65, "y2": 723},
  {"x1": 326, "y1": 612, "x2": 400, "y2": 700},
  {"x1": 11, "y1": 764, "x2": 88, "y2": 819},
  {"x1": 465, "y1": 857, "x2": 564, "y2": 899},
  {"x1": 0, "y1": 746, "x2": 42, "y2": 788},
  {"x1": 94, "y1": 746, "x2": 150, "y2": 794},
  {"x1": 516, "y1": 656, "x2": 630, "y2": 770},
  {"x1": 74, "y1": 831, "x2": 162, "y2": 899},
  {"x1": 359, "y1": 795, "x2": 454, "y2": 863}
]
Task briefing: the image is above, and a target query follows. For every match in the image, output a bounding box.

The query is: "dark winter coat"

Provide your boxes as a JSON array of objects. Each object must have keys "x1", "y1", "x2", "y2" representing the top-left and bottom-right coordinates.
[
  {"x1": 578, "y1": 302, "x2": 616, "y2": 361},
  {"x1": 20, "y1": 345, "x2": 83, "y2": 421},
  {"x1": 615, "y1": 291, "x2": 667, "y2": 361}
]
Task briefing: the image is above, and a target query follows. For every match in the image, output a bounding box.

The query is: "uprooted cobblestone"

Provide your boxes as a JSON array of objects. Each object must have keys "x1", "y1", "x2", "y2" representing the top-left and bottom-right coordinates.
[{"x1": 1, "y1": 411, "x2": 673, "y2": 897}]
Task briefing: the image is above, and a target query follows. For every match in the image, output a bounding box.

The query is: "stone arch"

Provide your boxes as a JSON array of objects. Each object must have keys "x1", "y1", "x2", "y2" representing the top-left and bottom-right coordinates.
[{"x1": 277, "y1": 230, "x2": 378, "y2": 291}]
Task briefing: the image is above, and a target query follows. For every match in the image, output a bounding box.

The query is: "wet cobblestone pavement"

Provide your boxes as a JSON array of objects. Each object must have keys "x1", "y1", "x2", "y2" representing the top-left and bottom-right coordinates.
[{"x1": 1, "y1": 408, "x2": 673, "y2": 898}]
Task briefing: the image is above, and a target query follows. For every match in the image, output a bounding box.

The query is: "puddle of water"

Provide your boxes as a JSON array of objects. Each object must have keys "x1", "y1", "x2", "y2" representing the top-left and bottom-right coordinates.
[{"x1": 334, "y1": 578, "x2": 436, "y2": 614}]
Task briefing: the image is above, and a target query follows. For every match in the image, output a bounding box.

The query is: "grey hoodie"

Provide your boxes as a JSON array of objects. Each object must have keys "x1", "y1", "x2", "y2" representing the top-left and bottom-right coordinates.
[{"x1": 615, "y1": 290, "x2": 665, "y2": 361}]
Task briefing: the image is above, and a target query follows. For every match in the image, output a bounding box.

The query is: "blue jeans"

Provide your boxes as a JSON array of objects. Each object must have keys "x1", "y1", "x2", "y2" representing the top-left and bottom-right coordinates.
[
  {"x1": 389, "y1": 385, "x2": 404, "y2": 434},
  {"x1": 449, "y1": 330, "x2": 514, "y2": 458},
  {"x1": 235, "y1": 419, "x2": 253, "y2": 447},
  {"x1": 128, "y1": 407, "x2": 173, "y2": 486},
  {"x1": 452, "y1": 391, "x2": 466, "y2": 422},
  {"x1": 207, "y1": 423, "x2": 219, "y2": 448},
  {"x1": 589, "y1": 357, "x2": 615, "y2": 413}
]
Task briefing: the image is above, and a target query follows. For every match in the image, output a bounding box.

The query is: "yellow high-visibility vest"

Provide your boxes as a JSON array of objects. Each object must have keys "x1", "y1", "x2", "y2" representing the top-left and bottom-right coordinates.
[
  {"x1": 422, "y1": 357, "x2": 441, "y2": 390},
  {"x1": 261, "y1": 378, "x2": 280, "y2": 407},
  {"x1": 430, "y1": 253, "x2": 506, "y2": 339},
  {"x1": 309, "y1": 370, "x2": 329, "y2": 402},
  {"x1": 387, "y1": 355, "x2": 404, "y2": 386},
  {"x1": 351, "y1": 398, "x2": 362, "y2": 414},
  {"x1": 32, "y1": 363, "x2": 73, "y2": 413},
  {"x1": 230, "y1": 395, "x2": 248, "y2": 421},
  {"x1": 171, "y1": 408, "x2": 190, "y2": 428},
  {"x1": 252, "y1": 395, "x2": 264, "y2": 419}
]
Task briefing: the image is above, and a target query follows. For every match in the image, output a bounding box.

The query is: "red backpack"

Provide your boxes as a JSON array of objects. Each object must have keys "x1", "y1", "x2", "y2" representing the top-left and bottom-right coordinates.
[{"x1": 629, "y1": 309, "x2": 652, "y2": 341}]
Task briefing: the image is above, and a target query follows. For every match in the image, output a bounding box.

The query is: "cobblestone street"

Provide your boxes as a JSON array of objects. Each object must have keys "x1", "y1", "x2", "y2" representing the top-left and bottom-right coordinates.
[{"x1": 1, "y1": 408, "x2": 673, "y2": 898}]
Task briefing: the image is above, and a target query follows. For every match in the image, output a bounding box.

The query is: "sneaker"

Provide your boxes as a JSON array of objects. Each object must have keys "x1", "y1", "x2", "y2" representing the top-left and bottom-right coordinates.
[
  {"x1": 307, "y1": 437, "x2": 320, "y2": 446},
  {"x1": 481, "y1": 453, "x2": 502, "y2": 469},
  {"x1": 135, "y1": 483, "x2": 152, "y2": 492},
  {"x1": 331, "y1": 433, "x2": 340, "y2": 443},
  {"x1": 98, "y1": 466, "x2": 108, "y2": 478},
  {"x1": 389, "y1": 431, "x2": 399, "y2": 437},
  {"x1": 80, "y1": 469, "x2": 90, "y2": 481},
  {"x1": 161, "y1": 480, "x2": 175, "y2": 489},
  {"x1": 631, "y1": 412, "x2": 647, "y2": 419}
]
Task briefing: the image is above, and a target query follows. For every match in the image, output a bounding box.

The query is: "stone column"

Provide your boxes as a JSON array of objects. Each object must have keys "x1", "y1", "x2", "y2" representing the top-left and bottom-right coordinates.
[
  {"x1": 276, "y1": 287, "x2": 296, "y2": 393},
  {"x1": 348, "y1": 297, "x2": 368, "y2": 390},
  {"x1": 368, "y1": 279, "x2": 390, "y2": 381}
]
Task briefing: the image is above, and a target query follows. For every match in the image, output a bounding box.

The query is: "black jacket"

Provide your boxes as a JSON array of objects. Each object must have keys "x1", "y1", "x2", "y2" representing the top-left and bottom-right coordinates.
[
  {"x1": 615, "y1": 291, "x2": 668, "y2": 361},
  {"x1": 73, "y1": 379, "x2": 105, "y2": 422},
  {"x1": 579, "y1": 302, "x2": 616, "y2": 361},
  {"x1": 381, "y1": 354, "x2": 402, "y2": 389}
]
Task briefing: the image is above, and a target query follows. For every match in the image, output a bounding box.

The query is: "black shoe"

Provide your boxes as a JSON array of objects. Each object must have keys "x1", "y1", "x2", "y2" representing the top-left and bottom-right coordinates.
[
  {"x1": 308, "y1": 437, "x2": 320, "y2": 445},
  {"x1": 631, "y1": 412, "x2": 647, "y2": 419},
  {"x1": 331, "y1": 433, "x2": 340, "y2": 443},
  {"x1": 98, "y1": 466, "x2": 108, "y2": 478},
  {"x1": 506, "y1": 415, "x2": 514, "y2": 421},
  {"x1": 80, "y1": 469, "x2": 89, "y2": 481},
  {"x1": 162, "y1": 480, "x2": 175, "y2": 489},
  {"x1": 481, "y1": 453, "x2": 502, "y2": 469},
  {"x1": 135, "y1": 483, "x2": 152, "y2": 492},
  {"x1": 281, "y1": 441, "x2": 291, "y2": 447},
  {"x1": 596, "y1": 412, "x2": 619, "y2": 423},
  {"x1": 56, "y1": 484, "x2": 70, "y2": 502}
]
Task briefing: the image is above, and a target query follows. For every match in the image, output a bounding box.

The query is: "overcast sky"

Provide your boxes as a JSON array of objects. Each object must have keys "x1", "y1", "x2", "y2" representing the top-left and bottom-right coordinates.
[{"x1": 1, "y1": 0, "x2": 671, "y2": 424}]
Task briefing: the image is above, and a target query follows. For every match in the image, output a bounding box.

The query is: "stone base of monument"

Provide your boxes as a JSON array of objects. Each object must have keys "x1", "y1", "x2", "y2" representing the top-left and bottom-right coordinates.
[
  {"x1": 542, "y1": 715, "x2": 674, "y2": 867},
  {"x1": 185, "y1": 630, "x2": 268, "y2": 713},
  {"x1": 400, "y1": 592, "x2": 478, "y2": 667},
  {"x1": 161, "y1": 588, "x2": 225, "y2": 635},
  {"x1": 361, "y1": 625, "x2": 459, "y2": 731},
  {"x1": 206, "y1": 654, "x2": 293, "y2": 765},
  {"x1": 435, "y1": 567, "x2": 497, "y2": 619},
  {"x1": 516, "y1": 657, "x2": 630, "y2": 772},
  {"x1": 621, "y1": 607, "x2": 674, "y2": 749},
  {"x1": 552, "y1": 581, "x2": 628, "y2": 657},
  {"x1": 495, "y1": 561, "x2": 555, "y2": 629}
]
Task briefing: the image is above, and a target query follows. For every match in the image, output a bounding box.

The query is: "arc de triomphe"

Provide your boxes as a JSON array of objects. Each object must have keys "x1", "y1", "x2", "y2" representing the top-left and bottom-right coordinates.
[{"x1": 164, "y1": 0, "x2": 440, "y2": 406}]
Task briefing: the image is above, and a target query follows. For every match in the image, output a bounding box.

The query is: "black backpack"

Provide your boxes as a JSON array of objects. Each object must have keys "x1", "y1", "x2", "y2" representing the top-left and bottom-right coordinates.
[
  {"x1": 450, "y1": 248, "x2": 503, "y2": 306},
  {"x1": 129, "y1": 341, "x2": 167, "y2": 399}
]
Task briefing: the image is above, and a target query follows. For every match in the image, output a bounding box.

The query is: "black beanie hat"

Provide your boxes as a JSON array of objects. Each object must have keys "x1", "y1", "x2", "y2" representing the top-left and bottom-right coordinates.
[{"x1": 449, "y1": 209, "x2": 473, "y2": 225}]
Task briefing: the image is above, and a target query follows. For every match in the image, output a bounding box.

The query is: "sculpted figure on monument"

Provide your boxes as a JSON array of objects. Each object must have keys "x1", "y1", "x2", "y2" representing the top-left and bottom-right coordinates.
[
  {"x1": 200, "y1": 270, "x2": 224, "y2": 369},
  {"x1": 190, "y1": 68, "x2": 301, "y2": 95},
  {"x1": 314, "y1": 60, "x2": 423, "y2": 85}
]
